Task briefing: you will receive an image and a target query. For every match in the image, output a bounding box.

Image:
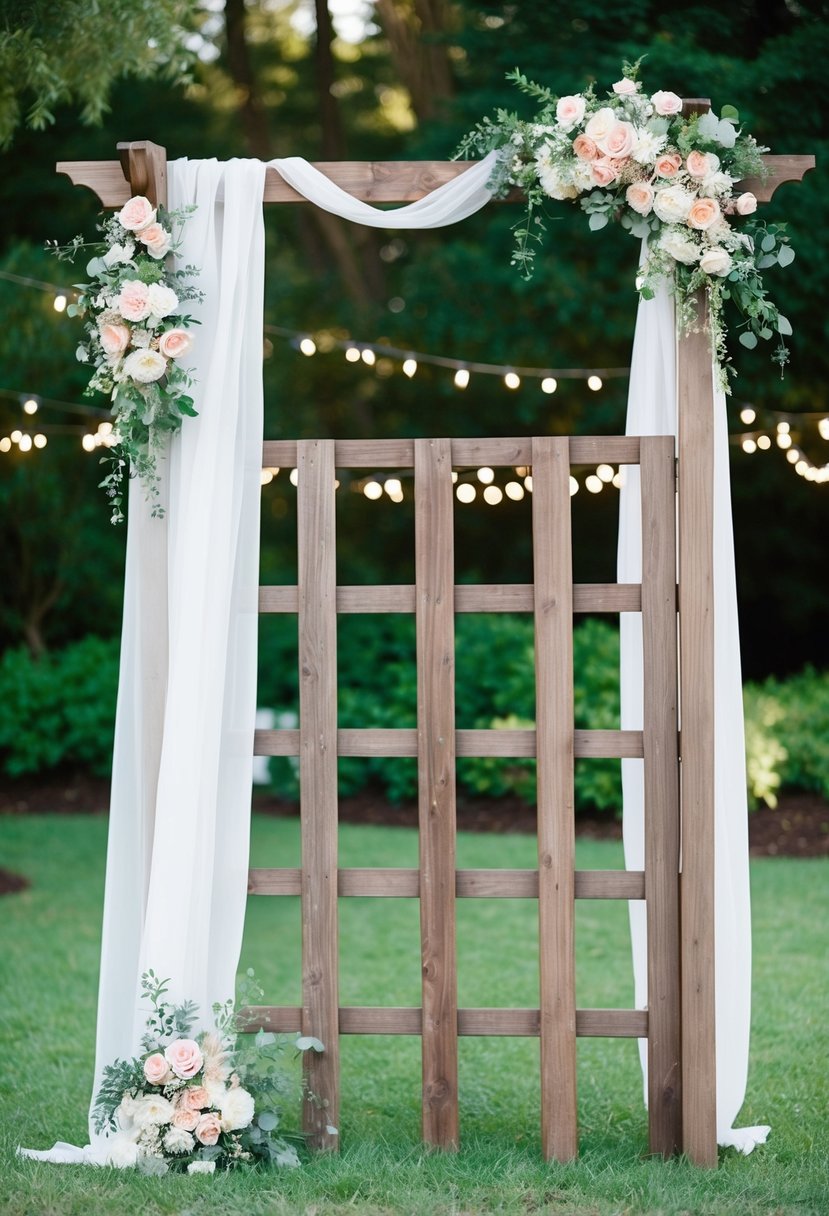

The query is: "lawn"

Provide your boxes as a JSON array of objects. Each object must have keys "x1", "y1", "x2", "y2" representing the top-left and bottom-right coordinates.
[{"x1": 0, "y1": 814, "x2": 827, "y2": 1215}]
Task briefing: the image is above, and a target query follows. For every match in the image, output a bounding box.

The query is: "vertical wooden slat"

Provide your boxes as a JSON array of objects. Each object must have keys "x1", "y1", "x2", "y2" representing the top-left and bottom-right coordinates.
[
  {"x1": 297, "y1": 439, "x2": 340, "y2": 1150},
  {"x1": 677, "y1": 295, "x2": 718, "y2": 1167},
  {"x1": 532, "y1": 436, "x2": 578, "y2": 1162},
  {"x1": 640, "y1": 436, "x2": 682, "y2": 1155},
  {"x1": 414, "y1": 438, "x2": 459, "y2": 1150}
]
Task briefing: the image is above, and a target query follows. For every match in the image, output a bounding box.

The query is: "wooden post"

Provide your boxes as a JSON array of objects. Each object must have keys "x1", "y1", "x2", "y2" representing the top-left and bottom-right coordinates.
[
  {"x1": 415, "y1": 438, "x2": 459, "y2": 1150},
  {"x1": 532, "y1": 436, "x2": 578, "y2": 1162},
  {"x1": 297, "y1": 439, "x2": 340, "y2": 1150},
  {"x1": 640, "y1": 437, "x2": 682, "y2": 1156}
]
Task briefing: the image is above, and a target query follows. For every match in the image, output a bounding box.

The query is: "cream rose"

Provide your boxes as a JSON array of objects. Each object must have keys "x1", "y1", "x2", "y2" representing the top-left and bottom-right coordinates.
[
  {"x1": 584, "y1": 106, "x2": 617, "y2": 144},
  {"x1": 195, "y1": 1112, "x2": 222, "y2": 1145},
  {"x1": 117, "y1": 280, "x2": 151, "y2": 323},
  {"x1": 106, "y1": 1133, "x2": 140, "y2": 1169},
  {"x1": 686, "y1": 150, "x2": 714, "y2": 179},
  {"x1": 218, "y1": 1086, "x2": 255, "y2": 1132},
  {"x1": 103, "y1": 241, "x2": 135, "y2": 269},
  {"x1": 659, "y1": 228, "x2": 701, "y2": 265},
  {"x1": 99, "y1": 323, "x2": 130, "y2": 357},
  {"x1": 654, "y1": 153, "x2": 682, "y2": 178},
  {"x1": 164, "y1": 1127, "x2": 196, "y2": 1155},
  {"x1": 736, "y1": 191, "x2": 757, "y2": 215},
  {"x1": 116, "y1": 195, "x2": 156, "y2": 232},
  {"x1": 158, "y1": 328, "x2": 192, "y2": 359},
  {"x1": 687, "y1": 197, "x2": 721, "y2": 230},
  {"x1": 146, "y1": 282, "x2": 180, "y2": 319},
  {"x1": 699, "y1": 247, "x2": 733, "y2": 276},
  {"x1": 555, "y1": 94, "x2": 586, "y2": 128},
  {"x1": 599, "y1": 120, "x2": 636, "y2": 159},
  {"x1": 188, "y1": 1161, "x2": 216, "y2": 1175},
  {"x1": 138, "y1": 223, "x2": 171, "y2": 259},
  {"x1": 537, "y1": 163, "x2": 579, "y2": 200},
  {"x1": 650, "y1": 90, "x2": 683, "y2": 116},
  {"x1": 703, "y1": 170, "x2": 734, "y2": 196},
  {"x1": 652, "y1": 184, "x2": 694, "y2": 224},
  {"x1": 143, "y1": 1052, "x2": 172, "y2": 1086},
  {"x1": 612, "y1": 78, "x2": 638, "y2": 95},
  {"x1": 165, "y1": 1038, "x2": 204, "y2": 1080},
  {"x1": 572, "y1": 134, "x2": 599, "y2": 161},
  {"x1": 626, "y1": 182, "x2": 654, "y2": 216},
  {"x1": 132, "y1": 1093, "x2": 175, "y2": 1127},
  {"x1": 122, "y1": 348, "x2": 167, "y2": 384}
]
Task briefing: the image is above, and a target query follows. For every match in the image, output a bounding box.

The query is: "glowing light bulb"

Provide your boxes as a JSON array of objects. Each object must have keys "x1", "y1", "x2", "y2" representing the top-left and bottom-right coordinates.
[
  {"x1": 345, "y1": 346, "x2": 361, "y2": 363},
  {"x1": 505, "y1": 481, "x2": 524, "y2": 501},
  {"x1": 612, "y1": 471, "x2": 625, "y2": 489},
  {"x1": 18, "y1": 434, "x2": 32, "y2": 452},
  {"x1": 289, "y1": 468, "x2": 299, "y2": 486},
  {"x1": 402, "y1": 357, "x2": 417, "y2": 378},
  {"x1": 456, "y1": 483, "x2": 476, "y2": 503},
  {"x1": 795, "y1": 460, "x2": 808, "y2": 475},
  {"x1": 524, "y1": 475, "x2": 533, "y2": 492},
  {"x1": 740, "y1": 406, "x2": 756, "y2": 425},
  {"x1": 742, "y1": 438, "x2": 757, "y2": 453},
  {"x1": 10, "y1": 429, "x2": 22, "y2": 443},
  {"x1": 596, "y1": 463, "x2": 614, "y2": 483},
  {"x1": 569, "y1": 476, "x2": 579, "y2": 496},
  {"x1": 82, "y1": 434, "x2": 96, "y2": 452},
  {"x1": 786, "y1": 448, "x2": 800, "y2": 464},
  {"x1": 483, "y1": 485, "x2": 503, "y2": 505},
  {"x1": 587, "y1": 375, "x2": 602, "y2": 391},
  {"x1": 776, "y1": 420, "x2": 790, "y2": 433},
  {"x1": 299, "y1": 337, "x2": 316, "y2": 356},
  {"x1": 22, "y1": 398, "x2": 38, "y2": 415},
  {"x1": 757, "y1": 435, "x2": 771, "y2": 450},
  {"x1": 476, "y1": 467, "x2": 494, "y2": 484},
  {"x1": 53, "y1": 293, "x2": 67, "y2": 313},
  {"x1": 384, "y1": 478, "x2": 402, "y2": 497},
  {"x1": 818, "y1": 418, "x2": 829, "y2": 441},
  {"x1": 260, "y1": 469, "x2": 274, "y2": 485},
  {"x1": 361, "y1": 348, "x2": 376, "y2": 366},
  {"x1": 33, "y1": 434, "x2": 47, "y2": 449},
  {"x1": 98, "y1": 421, "x2": 113, "y2": 436},
  {"x1": 504, "y1": 371, "x2": 521, "y2": 390},
  {"x1": 454, "y1": 368, "x2": 470, "y2": 389},
  {"x1": 451, "y1": 471, "x2": 458, "y2": 484},
  {"x1": 777, "y1": 433, "x2": 792, "y2": 449},
  {"x1": 585, "y1": 474, "x2": 603, "y2": 493},
  {"x1": 0, "y1": 437, "x2": 11, "y2": 453},
  {"x1": 363, "y1": 480, "x2": 383, "y2": 500},
  {"x1": 541, "y1": 377, "x2": 557, "y2": 394}
]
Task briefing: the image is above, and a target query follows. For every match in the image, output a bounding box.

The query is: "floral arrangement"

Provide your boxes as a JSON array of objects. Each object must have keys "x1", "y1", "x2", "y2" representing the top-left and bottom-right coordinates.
[
  {"x1": 93, "y1": 970, "x2": 326, "y2": 1175},
  {"x1": 457, "y1": 65, "x2": 795, "y2": 387},
  {"x1": 51, "y1": 195, "x2": 202, "y2": 523}
]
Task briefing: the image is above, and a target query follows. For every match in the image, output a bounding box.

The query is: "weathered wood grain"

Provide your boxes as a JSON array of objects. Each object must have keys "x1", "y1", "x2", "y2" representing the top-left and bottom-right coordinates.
[
  {"x1": 258, "y1": 582, "x2": 642, "y2": 615},
  {"x1": 238, "y1": 1006, "x2": 648, "y2": 1038},
  {"x1": 247, "y1": 867, "x2": 646, "y2": 900}
]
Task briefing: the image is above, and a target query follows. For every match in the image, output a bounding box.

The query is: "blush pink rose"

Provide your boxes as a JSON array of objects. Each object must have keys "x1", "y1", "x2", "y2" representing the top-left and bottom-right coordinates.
[
  {"x1": 626, "y1": 182, "x2": 654, "y2": 215},
  {"x1": 613, "y1": 78, "x2": 638, "y2": 95},
  {"x1": 556, "y1": 94, "x2": 586, "y2": 127},
  {"x1": 572, "y1": 134, "x2": 599, "y2": 161},
  {"x1": 137, "y1": 222, "x2": 171, "y2": 259},
  {"x1": 686, "y1": 150, "x2": 713, "y2": 178},
  {"x1": 651, "y1": 90, "x2": 683, "y2": 116},
  {"x1": 117, "y1": 280, "x2": 151, "y2": 323},
  {"x1": 165, "y1": 1039, "x2": 204, "y2": 1080},
  {"x1": 158, "y1": 328, "x2": 192, "y2": 359},
  {"x1": 99, "y1": 323, "x2": 130, "y2": 357},
  {"x1": 599, "y1": 121, "x2": 636, "y2": 159},
  {"x1": 172, "y1": 1107, "x2": 200, "y2": 1132},
  {"x1": 117, "y1": 195, "x2": 156, "y2": 232},
  {"x1": 591, "y1": 158, "x2": 618, "y2": 187},
  {"x1": 735, "y1": 191, "x2": 757, "y2": 215},
  {"x1": 655, "y1": 153, "x2": 683, "y2": 178},
  {"x1": 143, "y1": 1053, "x2": 172, "y2": 1086},
  {"x1": 195, "y1": 1112, "x2": 222, "y2": 1146},
  {"x1": 182, "y1": 1086, "x2": 211, "y2": 1111},
  {"x1": 687, "y1": 197, "x2": 721, "y2": 230}
]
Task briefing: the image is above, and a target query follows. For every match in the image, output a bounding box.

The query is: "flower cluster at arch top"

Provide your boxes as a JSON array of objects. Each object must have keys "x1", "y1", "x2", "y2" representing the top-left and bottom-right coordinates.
[
  {"x1": 52, "y1": 195, "x2": 202, "y2": 523},
  {"x1": 458, "y1": 68, "x2": 795, "y2": 387}
]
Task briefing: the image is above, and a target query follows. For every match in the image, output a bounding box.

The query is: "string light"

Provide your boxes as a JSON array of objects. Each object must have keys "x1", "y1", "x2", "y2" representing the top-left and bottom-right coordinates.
[
  {"x1": 299, "y1": 336, "x2": 316, "y2": 356},
  {"x1": 596, "y1": 463, "x2": 614, "y2": 483},
  {"x1": 757, "y1": 435, "x2": 772, "y2": 450},
  {"x1": 456, "y1": 483, "x2": 476, "y2": 503},
  {"x1": 504, "y1": 371, "x2": 521, "y2": 390},
  {"x1": 289, "y1": 468, "x2": 298, "y2": 486},
  {"x1": 344, "y1": 346, "x2": 361, "y2": 363},
  {"x1": 0, "y1": 438, "x2": 10, "y2": 452},
  {"x1": 360, "y1": 348, "x2": 376, "y2": 366},
  {"x1": 33, "y1": 434, "x2": 47, "y2": 449},
  {"x1": 587, "y1": 375, "x2": 603, "y2": 391},
  {"x1": 476, "y1": 467, "x2": 494, "y2": 484},
  {"x1": 402, "y1": 357, "x2": 417, "y2": 378},
  {"x1": 541, "y1": 377, "x2": 557, "y2": 394},
  {"x1": 453, "y1": 368, "x2": 470, "y2": 389},
  {"x1": 505, "y1": 481, "x2": 524, "y2": 501},
  {"x1": 483, "y1": 485, "x2": 503, "y2": 505},
  {"x1": 819, "y1": 419, "x2": 829, "y2": 441},
  {"x1": 569, "y1": 476, "x2": 579, "y2": 496},
  {"x1": 53, "y1": 293, "x2": 67, "y2": 313},
  {"x1": 363, "y1": 480, "x2": 383, "y2": 500},
  {"x1": 22, "y1": 398, "x2": 38, "y2": 415},
  {"x1": 742, "y1": 438, "x2": 757, "y2": 453},
  {"x1": 585, "y1": 474, "x2": 603, "y2": 493},
  {"x1": 18, "y1": 434, "x2": 32, "y2": 452},
  {"x1": 740, "y1": 406, "x2": 756, "y2": 424}
]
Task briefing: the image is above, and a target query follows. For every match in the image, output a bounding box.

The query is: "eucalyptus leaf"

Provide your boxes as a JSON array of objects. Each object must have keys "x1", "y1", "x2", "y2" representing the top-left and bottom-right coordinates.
[
  {"x1": 777, "y1": 245, "x2": 795, "y2": 267},
  {"x1": 776, "y1": 315, "x2": 793, "y2": 336},
  {"x1": 588, "y1": 212, "x2": 608, "y2": 231},
  {"x1": 295, "y1": 1035, "x2": 325, "y2": 1052},
  {"x1": 720, "y1": 104, "x2": 740, "y2": 122},
  {"x1": 739, "y1": 331, "x2": 758, "y2": 349},
  {"x1": 756, "y1": 254, "x2": 778, "y2": 270},
  {"x1": 258, "y1": 1110, "x2": 279, "y2": 1131},
  {"x1": 761, "y1": 235, "x2": 776, "y2": 253}
]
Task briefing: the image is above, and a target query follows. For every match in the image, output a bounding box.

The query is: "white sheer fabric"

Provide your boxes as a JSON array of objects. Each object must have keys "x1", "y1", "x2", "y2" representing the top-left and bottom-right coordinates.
[{"x1": 619, "y1": 265, "x2": 768, "y2": 1152}]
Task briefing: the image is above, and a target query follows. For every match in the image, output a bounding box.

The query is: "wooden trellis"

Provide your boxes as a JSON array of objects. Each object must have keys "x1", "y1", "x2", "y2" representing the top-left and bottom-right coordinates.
[{"x1": 59, "y1": 124, "x2": 813, "y2": 1167}]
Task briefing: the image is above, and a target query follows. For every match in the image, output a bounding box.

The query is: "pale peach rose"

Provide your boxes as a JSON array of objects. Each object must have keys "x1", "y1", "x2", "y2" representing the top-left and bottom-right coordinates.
[
  {"x1": 172, "y1": 1107, "x2": 200, "y2": 1132},
  {"x1": 117, "y1": 280, "x2": 151, "y2": 323},
  {"x1": 585, "y1": 106, "x2": 616, "y2": 144},
  {"x1": 655, "y1": 153, "x2": 683, "y2": 178},
  {"x1": 687, "y1": 197, "x2": 721, "y2": 230},
  {"x1": 158, "y1": 328, "x2": 192, "y2": 359},
  {"x1": 699, "y1": 247, "x2": 732, "y2": 276},
  {"x1": 182, "y1": 1085, "x2": 211, "y2": 1111},
  {"x1": 556, "y1": 95, "x2": 586, "y2": 128},
  {"x1": 626, "y1": 182, "x2": 654, "y2": 215},
  {"x1": 99, "y1": 323, "x2": 130, "y2": 357},
  {"x1": 735, "y1": 191, "x2": 757, "y2": 215},
  {"x1": 117, "y1": 195, "x2": 156, "y2": 232},
  {"x1": 650, "y1": 90, "x2": 683, "y2": 116},
  {"x1": 686, "y1": 150, "x2": 713, "y2": 178},
  {"x1": 195, "y1": 1112, "x2": 222, "y2": 1146},
  {"x1": 613, "y1": 78, "x2": 638, "y2": 95},
  {"x1": 165, "y1": 1038, "x2": 204, "y2": 1080},
  {"x1": 591, "y1": 158, "x2": 619, "y2": 187},
  {"x1": 572, "y1": 134, "x2": 599, "y2": 161},
  {"x1": 599, "y1": 121, "x2": 636, "y2": 159},
  {"x1": 137, "y1": 222, "x2": 171, "y2": 259}
]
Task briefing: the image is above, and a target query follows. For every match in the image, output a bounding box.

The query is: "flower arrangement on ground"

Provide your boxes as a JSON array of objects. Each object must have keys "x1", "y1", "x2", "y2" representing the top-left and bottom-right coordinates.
[
  {"x1": 92, "y1": 969, "x2": 326, "y2": 1175},
  {"x1": 457, "y1": 64, "x2": 795, "y2": 387},
  {"x1": 51, "y1": 195, "x2": 202, "y2": 523}
]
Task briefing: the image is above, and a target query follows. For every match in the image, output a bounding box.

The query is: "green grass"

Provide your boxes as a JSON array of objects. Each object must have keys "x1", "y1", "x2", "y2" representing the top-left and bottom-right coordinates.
[{"x1": 0, "y1": 815, "x2": 827, "y2": 1215}]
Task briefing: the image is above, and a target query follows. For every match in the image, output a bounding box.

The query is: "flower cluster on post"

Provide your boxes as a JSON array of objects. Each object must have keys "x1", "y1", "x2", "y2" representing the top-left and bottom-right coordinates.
[
  {"x1": 93, "y1": 970, "x2": 326, "y2": 1176},
  {"x1": 52, "y1": 195, "x2": 202, "y2": 523},
  {"x1": 458, "y1": 66, "x2": 795, "y2": 387}
]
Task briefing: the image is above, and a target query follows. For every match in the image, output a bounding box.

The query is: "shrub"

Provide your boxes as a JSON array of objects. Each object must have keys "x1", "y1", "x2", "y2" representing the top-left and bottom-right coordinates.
[{"x1": 744, "y1": 667, "x2": 829, "y2": 805}]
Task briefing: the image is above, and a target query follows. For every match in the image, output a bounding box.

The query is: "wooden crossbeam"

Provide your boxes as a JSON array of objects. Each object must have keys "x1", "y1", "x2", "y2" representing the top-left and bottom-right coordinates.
[
  {"x1": 239, "y1": 1005, "x2": 649, "y2": 1038},
  {"x1": 247, "y1": 867, "x2": 646, "y2": 900},
  {"x1": 258, "y1": 583, "x2": 643, "y2": 614}
]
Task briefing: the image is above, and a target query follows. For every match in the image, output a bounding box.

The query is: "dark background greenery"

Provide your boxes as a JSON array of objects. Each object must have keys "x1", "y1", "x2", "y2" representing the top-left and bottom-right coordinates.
[{"x1": 0, "y1": 1, "x2": 826, "y2": 685}]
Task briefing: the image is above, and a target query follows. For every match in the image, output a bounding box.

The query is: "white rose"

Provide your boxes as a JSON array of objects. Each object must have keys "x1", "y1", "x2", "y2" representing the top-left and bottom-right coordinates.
[
  {"x1": 555, "y1": 94, "x2": 586, "y2": 129},
  {"x1": 188, "y1": 1160, "x2": 217, "y2": 1175},
  {"x1": 572, "y1": 160, "x2": 595, "y2": 191},
  {"x1": 612, "y1": 78, "x2": 638, "y2": 95},
  {"x1": 122, "y1": 348, "x2": 168, "y2": 384},
  {"x1": 163, "y1": 1127, "x2": 196, "y2": 1155},
  {"x1": 659, "y1": 227, "x2": 701, "y2": 265},
  {"x1": 702, "y1": 170, "x2": 734, "y2": 196},
  {"x1": 103, "y1": 242, "x2": 135, "y2": 269},
  {"x1": 219, "y1": 1085, "x2": 256, "y2": 1132},
  {"x1": 584, "y1": 106, "x2": 617, "y2": 144},
  {"x1": 736, "y1": 191, "x2": 758, "y2": 215},
  {"x1": 106, "y1": 1133, "x2": 140, "y2": 1169},
  {"x1": 699, "y1": 247, "x2": 733, "y2": 276},
  {"x1": 132, "y1": 1093, "x2": 175, "y2": 1127},
  {"x1": 652, "y1": 184, "x2": 695, "y2": 224},
  {"x1": 536, "y1": 160, "x2": 579, "y2": 200},
  {"x1": 146, "y1": 282, "x2": 179, "y2": 318},
  {"x1": 650, "y1": 90, "x2": 683, "y2": 116}
]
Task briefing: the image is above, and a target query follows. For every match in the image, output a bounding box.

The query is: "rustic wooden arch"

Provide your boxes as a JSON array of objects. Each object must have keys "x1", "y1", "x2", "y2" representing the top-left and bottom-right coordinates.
[{"x1": 59, "y1": 120, "x2": 813, "y2": 1168}]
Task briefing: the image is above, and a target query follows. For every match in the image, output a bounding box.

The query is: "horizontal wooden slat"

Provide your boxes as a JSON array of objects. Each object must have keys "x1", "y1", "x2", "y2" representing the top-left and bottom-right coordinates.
[
  {"x1": 258, "y1": 583, "x2": 643, "y2": 615},
  {"x1": 262, "y1": 437, "x2": 643, "y2": 470},
  {"x1": 248, "y1": 867, "x2": 645, "y2": 900},
  {"x1": 239, "y1": 1005, "x2": 648, "y2": 1037},
  {"x1": 253, "y1": 727, "x2": 645, "y2": 758}
]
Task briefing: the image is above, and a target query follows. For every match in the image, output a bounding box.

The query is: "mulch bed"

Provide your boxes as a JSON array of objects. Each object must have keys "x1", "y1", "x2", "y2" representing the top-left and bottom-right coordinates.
[{"x1": 0, "y1": 775, "x2": 827, "y2": 896}]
